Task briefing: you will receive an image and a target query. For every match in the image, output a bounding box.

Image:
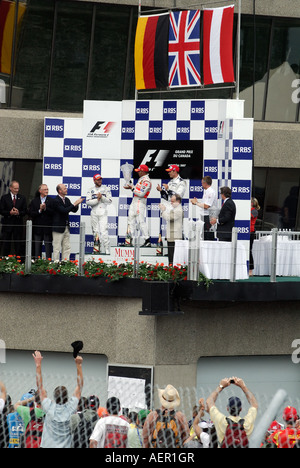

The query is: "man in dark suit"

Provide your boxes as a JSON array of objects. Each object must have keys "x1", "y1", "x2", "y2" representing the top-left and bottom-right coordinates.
[
  {"x1": 0, "y1": 180, "x2": 27, "y2": 257},
  {"x1": 52, "y1": 184, "x2": 84, "y2": 261},
  {"x1": 211, "y1": 186, "x2": 236, "y2": 242},
  {"x1": 28, "y1": 184, "x2": 54, "y2": 259}
]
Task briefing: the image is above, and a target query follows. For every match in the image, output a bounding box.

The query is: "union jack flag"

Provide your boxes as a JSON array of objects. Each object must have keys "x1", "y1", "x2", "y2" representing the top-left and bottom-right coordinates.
[{"x1": 168, "y1": 10, "x2": 201, "y2": 88}]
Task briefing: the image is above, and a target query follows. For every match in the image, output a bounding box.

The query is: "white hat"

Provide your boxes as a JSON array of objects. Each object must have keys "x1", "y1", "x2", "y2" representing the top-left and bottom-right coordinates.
[{"x1": 158, "y1": 385, "x2": 180, "y2": 409}]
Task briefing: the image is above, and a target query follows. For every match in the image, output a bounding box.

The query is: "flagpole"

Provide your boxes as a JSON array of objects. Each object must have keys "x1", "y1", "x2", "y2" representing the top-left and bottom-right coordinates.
[
  {"x1": 135, "y1": 0, "x2": 142, "y2": 101},
  {"x1": 236, "y1": 0, "x2": 241, "y2": 100}
]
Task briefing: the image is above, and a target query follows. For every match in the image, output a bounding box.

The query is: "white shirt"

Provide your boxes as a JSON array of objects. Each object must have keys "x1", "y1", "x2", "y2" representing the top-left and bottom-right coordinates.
[
  {"x1": 41, "y1": 396, "x2": 79, "y2": 448},
  {"x1": 86, "y1": 184, "x2": 112, "y2": 216},
  {"x1": 164, "y1": 176, "x2": 186, "y2": 200},
  {"x1": 0, "y1": 398, "x2": 5, "y2": 414},
  {"x1": 90, "y1": 415, "x2": 130, "y2": 448},
  {"x1": 200, "y1": 186, "x2": 217, "y2": 216}
]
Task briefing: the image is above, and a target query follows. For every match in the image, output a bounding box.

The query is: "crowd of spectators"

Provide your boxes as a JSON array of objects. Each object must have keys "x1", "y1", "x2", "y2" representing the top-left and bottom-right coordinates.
[{"x1": 0, "y1": 353, "x2": 299, "y2": 449}]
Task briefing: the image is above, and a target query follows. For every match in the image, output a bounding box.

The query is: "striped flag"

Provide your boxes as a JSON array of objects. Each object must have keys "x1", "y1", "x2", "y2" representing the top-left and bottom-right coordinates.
[
  {"x1": 0, "y1": 0, "x2": 26, "y2": 74},
  {"x1": 202, "y1": 5, "x2": 235, "y2": 85},
  {"x1": 168, "y1": 10, "x2": 201, "y2": 88},
  {"x1": 134, "y1": 14, "x2": 169, "y2": 90}
]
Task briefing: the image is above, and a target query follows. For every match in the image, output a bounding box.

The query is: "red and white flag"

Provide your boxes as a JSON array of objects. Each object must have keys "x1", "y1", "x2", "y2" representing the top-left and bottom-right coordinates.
[{"x1": 202, "y1": 5, "x2": 235, "y2": 85}]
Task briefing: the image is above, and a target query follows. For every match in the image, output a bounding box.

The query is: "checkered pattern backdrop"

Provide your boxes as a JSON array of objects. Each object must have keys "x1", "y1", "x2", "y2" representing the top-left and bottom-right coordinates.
[{"x1": 43, "y1": 99, "x2": 253, "y2": 256}]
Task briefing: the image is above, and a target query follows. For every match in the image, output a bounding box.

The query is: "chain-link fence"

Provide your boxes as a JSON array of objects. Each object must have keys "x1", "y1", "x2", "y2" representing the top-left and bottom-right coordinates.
[{"x1": 0, "y1": 369, "x2": 299, "y2": 449}]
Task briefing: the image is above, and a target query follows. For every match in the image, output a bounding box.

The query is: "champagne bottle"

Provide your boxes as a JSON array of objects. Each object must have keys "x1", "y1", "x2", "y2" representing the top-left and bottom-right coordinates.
[
  {"x1": 125, "y1": 225, "x2": 132, "y2": 247},
  {"x1": 93, "y1": 234, "x2": 100, "y2": 254},
  {"x1": 156, "y1": 234, "x2": 163, "y2": 256}
]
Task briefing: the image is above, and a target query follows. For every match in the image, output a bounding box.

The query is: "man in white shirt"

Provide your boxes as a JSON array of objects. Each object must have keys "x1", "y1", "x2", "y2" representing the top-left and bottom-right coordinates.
[
  {"x1": 90, "y1": 397, "x2": 130, "y2": 448},
  {"x1": 32, "y1": 350, "x2": 84, "y2": 448},
  {"x1": 86, "y1": 174, "x2": 112, "y2": 255},
  {"x1": 0, "y1": 381, "x2": 6, "y2": 414},
  {"x1": 191, "y1": 176, "x2": 217, "y2": 240}
]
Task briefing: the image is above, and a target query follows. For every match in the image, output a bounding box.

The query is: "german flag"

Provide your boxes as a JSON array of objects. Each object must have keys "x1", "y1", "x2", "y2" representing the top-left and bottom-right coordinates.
[
  {"x1": 134, "y1": 14, "x2": 169, "y2": 90},
  {"x1": 0, "y1": 0, "x2": 26, "y2": 75}
]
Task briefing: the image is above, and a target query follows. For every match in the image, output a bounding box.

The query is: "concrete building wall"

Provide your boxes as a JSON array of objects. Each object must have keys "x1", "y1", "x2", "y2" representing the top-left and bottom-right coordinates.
[
  {"x1": 1, "y1": 292, "x2": 299, "y2": 389},
  {"x1": 76, "y1": 0, "x2": 300, "y2": 19}
]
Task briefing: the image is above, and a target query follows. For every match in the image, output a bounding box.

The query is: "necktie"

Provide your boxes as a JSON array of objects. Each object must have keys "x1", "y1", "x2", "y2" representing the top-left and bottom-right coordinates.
[{"x1": 13, "y1": 195, "x2": 16, "y2": 207}]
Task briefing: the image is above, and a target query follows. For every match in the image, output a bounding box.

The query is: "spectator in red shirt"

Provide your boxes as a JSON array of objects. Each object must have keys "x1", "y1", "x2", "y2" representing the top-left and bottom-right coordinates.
[{"x1": 273, "y1": 406, "x2": 300, "y2": 448}]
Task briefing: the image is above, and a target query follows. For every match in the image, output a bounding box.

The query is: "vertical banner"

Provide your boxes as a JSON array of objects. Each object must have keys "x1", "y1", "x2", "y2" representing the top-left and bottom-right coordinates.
[
  {"x1": 134, "y1": 14, "x2": 169, "y2": 90},
  {"x1": 83, "y1": 101, "x2": 122, "y2": 160},
  {"x1": 202, "y1": 5, "x2": 235, "y2": 85},
  {"x1": 168, "y1": 10, "x2": 201, "y2": 88}
]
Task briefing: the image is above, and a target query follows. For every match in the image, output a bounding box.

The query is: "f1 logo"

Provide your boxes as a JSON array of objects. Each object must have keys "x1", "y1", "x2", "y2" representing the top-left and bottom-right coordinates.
[{"x1": 140, "y1": 149, "x2": 169, "y2": 170}]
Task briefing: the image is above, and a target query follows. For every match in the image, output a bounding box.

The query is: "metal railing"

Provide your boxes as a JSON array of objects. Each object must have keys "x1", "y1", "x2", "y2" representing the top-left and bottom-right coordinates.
[{"x1": 1, "y1": 221, "x2": 300, "y2": 282}]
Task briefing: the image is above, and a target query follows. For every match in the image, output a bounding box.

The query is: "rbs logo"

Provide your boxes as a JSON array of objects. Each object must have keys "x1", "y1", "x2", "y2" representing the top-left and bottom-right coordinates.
[
  {"x1": 44, "y1": 158, "x2": 63, "y2": 176},
  {"x1": 121, "y1": 121, "x2": 135, "y2": 140},
  {"x1": 82, "y1": 159, "x2": 101, "y2": 177},
  {"x1": 63, "y1": 177, "x2": 81, "y2": 196},
  {"x1": 163, "y1": 102, "x2": 177, "y2": 120},
  {"x1": 235, "y1": 221, "x2": 251, "y2": 240},
  {"x1": 136, "y1": 102, "x2": 150, "y2": 120},
  {"x1": 64, "y1": 139, "x2": 82, "y2": 158},
  {"x1": 149, "y1": 122, "x2": 163, "y2": 140},
  {"x1": 233, "y1": 140, "x2": 253, "y2": 160},
  {"x1": 231, "y1": 181, "x2": 251, "y2": 200},
  {"x1": 45, "y1": 119, "x2": 64, "y2": 138},
  {"x1": 191, "y1": 101, "x2": 205, "y2": 120},
  {"x1": 204, "y1": 160, "x2": 218, "y2": 178},
  {"x1": 205, "y1": 121, "x2": 218, "y2": 140}
]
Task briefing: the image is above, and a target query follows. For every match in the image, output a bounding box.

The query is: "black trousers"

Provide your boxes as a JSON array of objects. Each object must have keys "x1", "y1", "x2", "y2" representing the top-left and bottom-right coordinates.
[
  {"x1": 1, "y1": 227, "x2": 24, "y2": 258},
  {"x1": 249, "y1": 232, "x2": 255, "y2": 270},
  {"x1": 33, "y1": 231, "x2": 53, "y2": 259},
  {"x1": 203, "y1": 215, "x2": 215, "y2": 241},
  {"x1": 167, "y1": 241, "x2": 175, "y2": 265}
]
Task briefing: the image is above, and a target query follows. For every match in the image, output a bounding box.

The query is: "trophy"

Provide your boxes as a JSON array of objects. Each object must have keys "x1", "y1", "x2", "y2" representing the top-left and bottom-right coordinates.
[
  {"x1": 121, "y1": 162, "x2": 134, "y2": 188},
  {"x1": 208, "y1": 206, "x2": 220, "y2": 232}
]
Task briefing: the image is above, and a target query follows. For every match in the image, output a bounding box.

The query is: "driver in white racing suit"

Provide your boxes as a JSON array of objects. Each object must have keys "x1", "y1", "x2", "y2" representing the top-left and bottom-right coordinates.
[
  {"x1": 124, "y1": 164, "x2": 152, "y2": 247},
  {"x1": 86, "y1": 174, "x2": 112, "y2": 254}
]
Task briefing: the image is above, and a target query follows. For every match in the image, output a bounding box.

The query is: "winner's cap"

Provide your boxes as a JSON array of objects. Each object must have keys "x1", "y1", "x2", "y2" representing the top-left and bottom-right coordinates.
[
  {"x1": 135, "y1": 164, "x2": 149, "y2": 173},
  {"x1": 283, "y1": 406, "x2": 298, "y2": 422},
  {"x1": 166, "y1": 164, "x2": 180, "y2": 173},
  {"x1": 93, "y1": 174, "x2": 102, "y2": 180}
]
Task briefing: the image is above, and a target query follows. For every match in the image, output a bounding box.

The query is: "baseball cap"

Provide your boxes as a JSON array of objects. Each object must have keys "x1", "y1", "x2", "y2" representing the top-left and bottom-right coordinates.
[
  {"x1": 228, "y1": 396, "x2": 242, "y2": 412},
  {"x1": 268, "y1": 421, "x2": 283, "y2": 433},
  {"x1": 93, "y1": 174, "x2": 102, "y2": 180},
  {"x1": 283, "y1": 406, "x2": 298, "y2": 422},
  {"x1": 135, "y1": 164, "x2": 149, "y2": 173},
  {"x1": 166, "y1": 164, "x2": 180, "y2": 172},
  {"x1": 98, "y1": 406, "x2": 109, "y2": 418},
  {"x1": 138, "y1": 409, "x2": 150, "y2": 425},
  {"x1": 21, "y1": 392, "x2": 34, "y2": 401},
  {"x1": 86, "y1": 395, "x2": 100, "y2": 409}
]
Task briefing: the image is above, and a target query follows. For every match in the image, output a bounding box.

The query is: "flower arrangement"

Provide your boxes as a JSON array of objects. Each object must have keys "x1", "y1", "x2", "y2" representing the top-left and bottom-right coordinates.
[
  {"x1": 0, "y1": 256, "x2": 212, "y2": 287},
  {"x1": 0, "y1": 255, "x2": 23, "y2": 274}
]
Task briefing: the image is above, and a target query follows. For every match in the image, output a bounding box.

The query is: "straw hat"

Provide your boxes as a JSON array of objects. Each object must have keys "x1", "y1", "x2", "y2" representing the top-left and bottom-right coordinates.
[{"x1": 158, "y1": 384, "x2": 180, "y2": 409}]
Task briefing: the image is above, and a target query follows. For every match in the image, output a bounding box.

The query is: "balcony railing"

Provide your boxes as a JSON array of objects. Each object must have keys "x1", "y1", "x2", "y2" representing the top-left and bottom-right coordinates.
[{"x1": 1, "y1": 221, "x2": 300, "y2": 283}]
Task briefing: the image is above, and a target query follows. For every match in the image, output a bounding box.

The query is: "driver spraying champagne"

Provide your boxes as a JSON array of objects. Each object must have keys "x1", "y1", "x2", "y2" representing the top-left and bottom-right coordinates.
[{"x1": 124, "y1": 164, "x2": 152, "y2": 247}]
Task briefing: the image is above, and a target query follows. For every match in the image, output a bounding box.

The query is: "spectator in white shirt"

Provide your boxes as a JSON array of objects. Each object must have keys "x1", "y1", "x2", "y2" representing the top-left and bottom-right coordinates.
[
  {"x1": 90, "y1": 397, "x2": 130, "y2": 448},
  {"x1": 32, "y1": 350, "x2": 84, "y2": 448},
  {"x1": 191, "y1": 176, "x2": 217, "y2": 240},
  {"x1": 0, "y1": 381, "x2": 6, "y2": 414}
]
